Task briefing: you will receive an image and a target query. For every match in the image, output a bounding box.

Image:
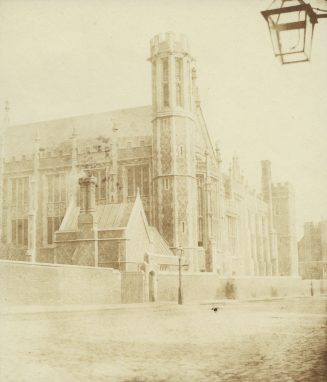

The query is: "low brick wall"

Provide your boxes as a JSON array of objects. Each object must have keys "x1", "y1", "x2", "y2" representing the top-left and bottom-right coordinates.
[
  {"x1": 0, "y1": 260, "x2": 121, "y2": 306},
  {"x1": 157, "y1": 273, "x2": 327, "y2": 302}
]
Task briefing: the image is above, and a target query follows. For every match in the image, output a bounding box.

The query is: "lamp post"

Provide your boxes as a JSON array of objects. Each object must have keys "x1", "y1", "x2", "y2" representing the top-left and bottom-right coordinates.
[
  {"x1": 261, "y1": 0, "x2": 327, "y2": 64},
  {"x1": 178, "y1": 244, "x2": 184, "y2": 305}
]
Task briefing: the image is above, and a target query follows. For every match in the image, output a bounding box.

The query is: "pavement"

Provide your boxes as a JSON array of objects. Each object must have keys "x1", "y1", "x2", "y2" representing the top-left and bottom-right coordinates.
[
  {"x1": 1, "y1": 294, "x2": 323, "y2": 315},
  {"x1": 1, "y1": 296, "x2": 326, "y2": 381}
]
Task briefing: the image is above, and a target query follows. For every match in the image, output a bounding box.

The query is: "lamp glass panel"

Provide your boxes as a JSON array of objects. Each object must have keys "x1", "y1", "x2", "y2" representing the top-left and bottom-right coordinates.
[
  {"x1": 279, "y1": 27, "x2": 305, "y2": 54},
  {"x1": 267, "y1": 10, "x2": 314, "y2": 63}
]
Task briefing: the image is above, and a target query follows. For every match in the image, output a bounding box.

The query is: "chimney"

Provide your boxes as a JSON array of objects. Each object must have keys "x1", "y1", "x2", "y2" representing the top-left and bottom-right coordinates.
[
  {"x1": 78, "y1": 174, "x2": 98, "y2": 234},
  {"x1": 76, "y1": 173, "x2": 99, "y2": 266},
  {"x1": 79, "y1": 175, "x2": 97, "y2": 213}
]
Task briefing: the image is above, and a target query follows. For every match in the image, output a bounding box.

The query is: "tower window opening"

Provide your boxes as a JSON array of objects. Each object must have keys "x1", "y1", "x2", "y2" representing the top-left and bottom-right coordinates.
[
  {"x1": 179, "y1": 145, "x2": 184, "y2": 157},
  {"x1": 274, "y1": 202, "x2": 281, "y2": 216},
  {"x1": 162, "y1": 58, "x2": 169, "y2": 107},
  {"x1": 164, "y1": 177, "x2": 169, "y2": 190},
  {"x1": 175, "y1": 57, "x2": 183, "y2": 106},
  {"x1": 163, "y1": 84, "x2": 169, "y2": 107},
  {"x1": 181, "y1": 221, "x2": 185, "y2": 233}
]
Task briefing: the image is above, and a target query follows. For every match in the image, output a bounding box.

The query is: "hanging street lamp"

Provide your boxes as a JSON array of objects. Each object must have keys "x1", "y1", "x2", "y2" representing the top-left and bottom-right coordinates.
[{"x1": 261, "y1": 0, "x2": 327, "y2": 64}]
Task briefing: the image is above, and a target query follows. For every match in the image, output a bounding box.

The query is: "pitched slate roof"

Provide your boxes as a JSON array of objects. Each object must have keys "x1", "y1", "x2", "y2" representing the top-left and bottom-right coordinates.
[
  {"x1": 60, "y1": 203, "x2": 134, "y2": 231},
  {"x1": 149, "y1": 226, "x2": 173, "y2": 257},
  {"x1": 4, "y1": 105, "x2": 152, "y2": 157}
]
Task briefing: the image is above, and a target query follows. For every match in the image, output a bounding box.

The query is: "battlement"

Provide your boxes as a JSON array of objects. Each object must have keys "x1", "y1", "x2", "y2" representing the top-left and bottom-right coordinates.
[
  {"x1": 272, "y1": 182, "x2": 294, "y2": 194},
  {"x1": 150, "y1": 32, "x2": 190, "y2": 57},
  {"x1": 5, "y1": 154, "x2": 33, "y2": 163},
  {"x1": 3, "y1": 135, "x2": 153, "y2": 167},
  {"x1": 4, "y1": 149, "x2": 72, "y2": 163}
]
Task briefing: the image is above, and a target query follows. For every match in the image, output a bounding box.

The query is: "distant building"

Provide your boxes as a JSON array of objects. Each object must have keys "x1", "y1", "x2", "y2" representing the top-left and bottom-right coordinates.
[
  {"x1": 298, "y1": 221, "x2": 327, "y2": 279},
  {"x1": 0, "y1": 32, "x2": 299, "y2": 276}
]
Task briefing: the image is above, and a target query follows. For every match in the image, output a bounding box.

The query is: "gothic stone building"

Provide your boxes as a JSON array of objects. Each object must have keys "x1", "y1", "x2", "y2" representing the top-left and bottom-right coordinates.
[
  {"x1": 298, "y1": 221, "x2": 327, "y2": 279},
  {"x1": 0, "y1": 33, "x2": 298, "y2": 276}
]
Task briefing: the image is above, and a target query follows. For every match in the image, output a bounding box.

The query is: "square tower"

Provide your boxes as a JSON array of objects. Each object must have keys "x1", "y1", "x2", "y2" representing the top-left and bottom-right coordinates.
[{"x1": 272, "y1": 182, "x2": 298, "y2": 276}]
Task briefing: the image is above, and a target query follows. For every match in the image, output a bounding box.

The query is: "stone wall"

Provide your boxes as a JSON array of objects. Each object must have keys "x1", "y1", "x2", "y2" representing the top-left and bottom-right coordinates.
[
  {"x1": 0, "y1": 260, "x2": 121, "y2": 306},
  {"x1": 157, "y1": 273, "x2": 327, "y2": 302},
  {"x1": 121, "y1": 271, "x2": 145, "y2": 303}
]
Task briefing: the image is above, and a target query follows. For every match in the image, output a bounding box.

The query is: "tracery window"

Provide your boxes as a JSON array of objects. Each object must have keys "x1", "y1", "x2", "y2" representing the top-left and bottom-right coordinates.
[
  {"x1": 127, "y1": 165, "x2": 149, "y2": 197},
  {"x1": 47, "y1": 216, "x2": 63, "y2": 245},
  {"x1": 10, "y1": 177, "x2": 29, "y2": 247},
  {"x1": 47, "y1": 173, "x2": 66, "y2": 244},
  {"x1": 197, "y1": 175, "x2": 204, "y2": 246},
  {"x1": 11, "y1": 219, "x2": 28, "y2": 246},
  {"x1": 11, "y1": 177, "x2": 29, "y2": 207},
  {"x1": 47, "y1": 173, "x2": 66, "y2": 203}
]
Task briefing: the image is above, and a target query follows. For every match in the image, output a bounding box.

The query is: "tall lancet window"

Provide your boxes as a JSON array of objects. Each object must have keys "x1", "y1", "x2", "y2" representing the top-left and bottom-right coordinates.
[
  {"x1": 197, "y1": 175, "x2": 204, "y2": 246},
  {"x1": 10, "y1": 177, "x2": 29, "y2": 247},
  {"x1": 175, "y1": 57, "x2": 183, "y2": 106},
  {"x1": 162, "y1": 58, "x2": 169, "y2": 107},
  {"x1": 47, "y1": 173, "x2": 66, "y2": 244}
]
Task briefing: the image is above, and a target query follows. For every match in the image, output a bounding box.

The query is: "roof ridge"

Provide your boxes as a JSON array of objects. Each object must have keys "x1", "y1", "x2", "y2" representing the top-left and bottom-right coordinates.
[{"x1": 11, "y1": 105, "x2": 152, "y2": 128}]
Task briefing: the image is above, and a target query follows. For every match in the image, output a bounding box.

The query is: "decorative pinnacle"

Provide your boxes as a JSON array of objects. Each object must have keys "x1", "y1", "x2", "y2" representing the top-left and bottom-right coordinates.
[{"x1": 215, "y1": 141, "x2": 222, "y2": 164}]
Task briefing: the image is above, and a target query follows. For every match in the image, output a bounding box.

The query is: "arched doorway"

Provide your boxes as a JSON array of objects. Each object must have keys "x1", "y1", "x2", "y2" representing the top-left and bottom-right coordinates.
[{"x1": 149, "y1": 270, "x2": 157, "y2": 302}]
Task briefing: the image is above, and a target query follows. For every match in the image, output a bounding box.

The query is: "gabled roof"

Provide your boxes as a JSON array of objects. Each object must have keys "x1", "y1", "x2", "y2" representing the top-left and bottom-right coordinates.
[{"x1": 4, "y1": 105, "x2": 152, "y2": 157}]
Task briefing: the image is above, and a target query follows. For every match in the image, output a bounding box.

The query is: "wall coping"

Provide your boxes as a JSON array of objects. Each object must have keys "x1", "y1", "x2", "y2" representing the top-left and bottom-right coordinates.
[
  {"x1": 0, "y1": 259, "x2": 120, "y2": 274},
  {"x1": 158, "y1": 271, "x2": 302, "y2": 280}
]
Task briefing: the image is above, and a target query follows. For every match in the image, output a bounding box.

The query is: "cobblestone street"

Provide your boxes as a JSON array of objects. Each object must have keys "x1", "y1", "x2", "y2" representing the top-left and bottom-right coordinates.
[{"x1": 1, "y1": 296, "x2": 326, "y2": 382}]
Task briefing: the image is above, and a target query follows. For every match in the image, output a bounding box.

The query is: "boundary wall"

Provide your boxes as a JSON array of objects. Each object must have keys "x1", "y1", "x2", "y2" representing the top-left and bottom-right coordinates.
[
  {"x1": 157, "y1": 272, "x2": 327, "y2": 302},
  {"x1": 0, "y1": 260, "x2": 121, "y2": 306},
  {"x1": 1, "y1": 261, "x2": 326, "y2": 306}
]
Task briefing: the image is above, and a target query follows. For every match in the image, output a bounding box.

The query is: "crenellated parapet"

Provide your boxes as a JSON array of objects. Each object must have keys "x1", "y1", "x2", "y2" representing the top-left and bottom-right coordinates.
[
  {"x1": 150, "y1": 32, "x2": 191, "y2": 58},
  {"x1": 272, "y1": 182, "x2": 294, "y2": 195}
]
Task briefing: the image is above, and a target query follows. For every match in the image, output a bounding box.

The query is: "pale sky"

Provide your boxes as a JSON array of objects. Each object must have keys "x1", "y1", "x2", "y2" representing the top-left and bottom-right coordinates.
[{"x1": 0, "y1": 0, "x2": 326, "y2": 239}]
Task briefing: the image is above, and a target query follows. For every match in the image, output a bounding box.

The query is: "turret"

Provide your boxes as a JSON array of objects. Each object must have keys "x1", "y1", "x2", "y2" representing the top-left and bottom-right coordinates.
[
  {"x1": 150, "y1": 32, "x2": 197, "y2": 117},
  {"x1": 150, "y1": 32, "x2": 199, "y2": 270},
  {"x1": 272, "y1": 182, "x2": 298, "y2": 276}
]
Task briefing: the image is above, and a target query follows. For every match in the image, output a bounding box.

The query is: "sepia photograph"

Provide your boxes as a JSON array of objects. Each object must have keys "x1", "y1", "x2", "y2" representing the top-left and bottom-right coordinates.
[{"x1": 0, "y1": 0, "x2": 326, "y2": 381}]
